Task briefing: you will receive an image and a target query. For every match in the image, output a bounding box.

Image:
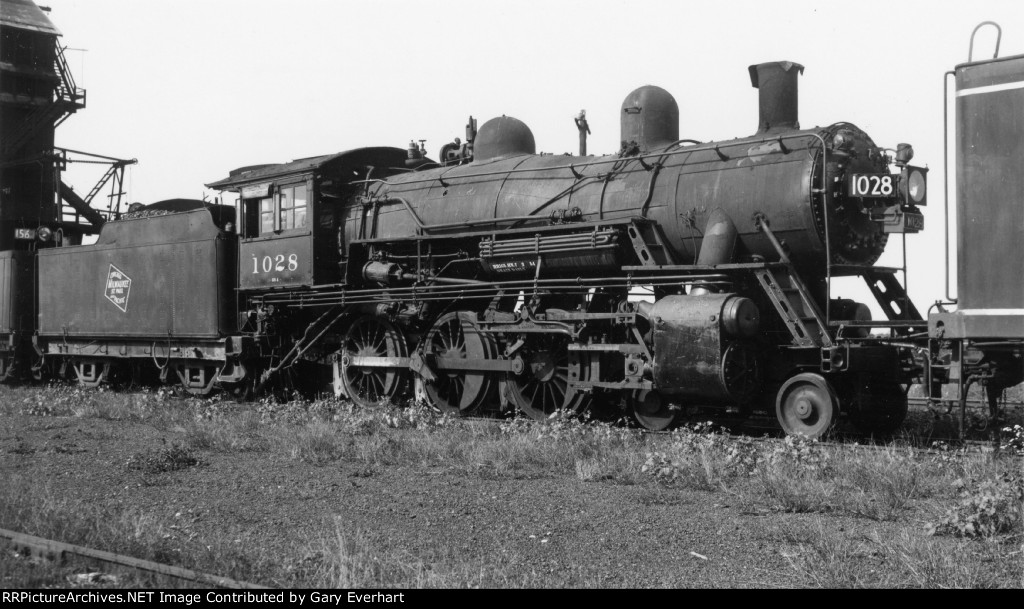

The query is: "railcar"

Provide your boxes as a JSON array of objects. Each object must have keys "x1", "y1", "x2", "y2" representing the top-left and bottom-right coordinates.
[{"x1": 927, "y1": 22, "x2": 1024, "y2": 429}]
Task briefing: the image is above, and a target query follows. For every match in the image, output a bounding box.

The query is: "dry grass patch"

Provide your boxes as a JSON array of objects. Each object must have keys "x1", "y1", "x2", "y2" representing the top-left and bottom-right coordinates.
[
  {"x1": 304, "y1": 516, "x2": 445, "y2": 588},
  {"x1": 0, "y1": 475, "x2": 295, "y2": 587},
  {"x1": 781, "y1": 519, "x2": 1020, "y2": 588}
]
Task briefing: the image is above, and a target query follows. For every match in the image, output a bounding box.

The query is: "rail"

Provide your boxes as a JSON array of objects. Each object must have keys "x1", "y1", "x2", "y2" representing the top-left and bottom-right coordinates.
[{"x1": 0, "y1": 528, "x2": 267, "y2": 589}]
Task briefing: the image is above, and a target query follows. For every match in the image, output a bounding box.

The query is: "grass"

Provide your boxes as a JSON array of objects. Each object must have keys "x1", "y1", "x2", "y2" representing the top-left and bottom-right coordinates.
[
  {"x1": 0, "y1": 474, "x2": 290, "y2": 587},
  {"x1": 1, "y1": 382, "x2": 1022, "y2": 588},
  {"x1": 778, "y1": 519, "x2": 1021, "y2": 588}
]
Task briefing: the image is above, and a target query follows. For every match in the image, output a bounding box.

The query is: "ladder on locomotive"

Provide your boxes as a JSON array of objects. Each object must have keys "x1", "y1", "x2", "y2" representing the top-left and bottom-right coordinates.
[{"x1": 754, "y1": 265, "x2": 833, "y2": 348}]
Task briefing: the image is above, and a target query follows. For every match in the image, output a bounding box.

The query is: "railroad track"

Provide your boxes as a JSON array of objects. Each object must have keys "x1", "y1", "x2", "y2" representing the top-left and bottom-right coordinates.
[
  {"x1": 907, "y1": 396, "x2": 1024, "y2": 409},
  {"x1": 447, "y1": 405, "x2": 1015, "y2": 454},
  {"x1": 0, "y1": 528, "x2": 268, "y2": 589}
]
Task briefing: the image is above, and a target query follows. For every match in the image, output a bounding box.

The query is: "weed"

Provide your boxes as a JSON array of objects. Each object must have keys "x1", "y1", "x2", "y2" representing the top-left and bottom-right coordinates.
[
  {"x1": 831, "y1": 448, "x2": 926, "y2": 521},
  {"x1": 574, "y1": 453, "x2": 640, "y2": 483},
  {"x1": 184, "y1": 412, "x2": 269, "y2": 453},
  {"x1": 312, "y1": 517, "x2": 442, "y2": 588},
  {"x1": 125, "y1": 443, "x2": 200, "y2": 474},
  {"x1": 1001, "y1": 424, "x2": 1024, "y2": 455},
  {"x1": 754, "y1": 457, "x2": 835, "y2": 513},
  {"x1": 781, "y1": 519, "x2": 1019, "y2": 588},
  {"x1": 927, "y1": 471, "x2": 1024, "y2": 538},
  {"x1": 641, "y1": 423, "x2": 748, "y2": 490},
  {"x1": 9, "y1": 440, "x2": 36, "y2": 455},
  {"x1": 380, "y1": 401, "x2": 457, "y2": 430}
]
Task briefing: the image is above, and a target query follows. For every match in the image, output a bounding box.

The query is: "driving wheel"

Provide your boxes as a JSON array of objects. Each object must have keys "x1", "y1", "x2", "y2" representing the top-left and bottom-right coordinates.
[
  {"x1": 422, "y1": 312, "x2": 498, "y2": 414},
  {"x1": 340, "y1": 316, "x2": 410, "y2": 407},
  {"x1": 507, "y1": 335, "x2": 590, "y2": 420}
]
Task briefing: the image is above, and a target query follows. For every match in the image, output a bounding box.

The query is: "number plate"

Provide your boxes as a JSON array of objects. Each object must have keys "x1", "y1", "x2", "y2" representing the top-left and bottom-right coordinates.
[
  {"x1": 239, "y1": 235, "x2": 312, "y2": 289},
  {"x1": 881, "y1": 208, "x2": 924, "y2": 234},
  {"x1": 848, "y1": 173, "x2": 896, "y2": 198}
]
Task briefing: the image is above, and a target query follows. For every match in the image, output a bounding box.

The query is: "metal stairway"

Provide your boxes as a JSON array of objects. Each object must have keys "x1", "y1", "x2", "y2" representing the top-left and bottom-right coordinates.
[
  {"x1": 627, "y1": 220, "x2": 678, "y2": 266},
  {"x1": 754, "y1": 265, "x2": 833, "y2": 348}
]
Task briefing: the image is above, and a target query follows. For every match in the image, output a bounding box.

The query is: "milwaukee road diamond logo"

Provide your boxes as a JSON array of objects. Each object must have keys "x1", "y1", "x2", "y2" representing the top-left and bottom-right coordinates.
[{"x1": 104, "y1": 264, "x2": 132, "y2": 313}]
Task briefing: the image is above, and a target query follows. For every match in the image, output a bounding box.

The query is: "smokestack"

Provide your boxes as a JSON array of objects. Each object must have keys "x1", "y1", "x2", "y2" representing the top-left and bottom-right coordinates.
[{"x1": 748, "y1": 61, "x2": 804, "y2": 133}]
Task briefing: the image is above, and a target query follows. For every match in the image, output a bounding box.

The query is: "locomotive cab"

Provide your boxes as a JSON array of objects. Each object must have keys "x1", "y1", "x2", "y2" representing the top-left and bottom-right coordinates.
[{"x1": 206, "y1": 148, "x2": 408, "y2": 292}]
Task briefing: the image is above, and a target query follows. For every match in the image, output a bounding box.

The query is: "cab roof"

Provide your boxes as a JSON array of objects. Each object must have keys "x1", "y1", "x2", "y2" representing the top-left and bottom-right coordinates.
[{"x1": 205, "y1": 147, "x2": 407, "y2": 191}]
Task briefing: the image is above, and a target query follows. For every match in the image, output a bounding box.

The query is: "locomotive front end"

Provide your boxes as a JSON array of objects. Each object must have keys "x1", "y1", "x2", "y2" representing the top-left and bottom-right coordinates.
[{"x1": 663, "y1": 61, "x2": 927, "y2": 273}]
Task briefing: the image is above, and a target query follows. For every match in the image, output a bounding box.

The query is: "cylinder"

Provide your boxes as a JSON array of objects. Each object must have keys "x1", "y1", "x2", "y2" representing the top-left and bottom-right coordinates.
[{"x1": 649, "y1": 293, "x2": 759, "y2": 400}]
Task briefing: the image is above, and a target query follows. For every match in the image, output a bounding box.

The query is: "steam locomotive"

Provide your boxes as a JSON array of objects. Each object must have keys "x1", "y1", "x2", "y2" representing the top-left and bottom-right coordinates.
[
  {"x1": 9, "y1": 0, "x2": 1019, "y2": 438},
  {"x1": 24, "y1": 58, "x2": 938, "y2": 438}
]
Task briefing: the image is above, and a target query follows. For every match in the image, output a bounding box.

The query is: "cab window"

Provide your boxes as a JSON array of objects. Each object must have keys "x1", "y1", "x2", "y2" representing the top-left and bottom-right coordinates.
[
  {"x1": 241, "y1": 182, "x2": 309, "y2": 238},
  {"x1": 279, "y1": 184, "x2": 307, "y2": 231},
  {"x1": 259, "y1": 198, "x2": 274, "y2": 234}
]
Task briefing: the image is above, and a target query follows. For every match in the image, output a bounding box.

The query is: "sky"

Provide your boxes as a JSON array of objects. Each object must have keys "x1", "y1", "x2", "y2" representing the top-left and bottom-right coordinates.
[{"x1": 39, "y1": 0, "x2": 1024, "y2": 308}]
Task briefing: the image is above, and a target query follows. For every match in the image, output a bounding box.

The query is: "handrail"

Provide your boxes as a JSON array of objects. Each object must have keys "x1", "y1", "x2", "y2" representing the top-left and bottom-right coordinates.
[
  {"x1": 354, "y1": 131, "x2": 816, "y2": 189},
  {"x1": 943, "y1": 70, "x2": 958, "y2": 303},
  {"x1": 968, "y1": 21, "x2": 1001, "y2": 62},
  {"x1": 55, "y1": 44, "x2": 76, "y2": 97}
]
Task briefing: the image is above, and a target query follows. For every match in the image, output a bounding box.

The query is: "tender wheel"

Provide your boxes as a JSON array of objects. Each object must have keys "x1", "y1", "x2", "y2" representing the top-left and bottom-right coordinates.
[
  {"x1": 422, "y1": 312, "x2": 497, "y2": 414},
  {"x1": 850, "y1": 380, "x2": 908, "y2": 436},
  {"x1": 72, "y1": 360, "x2": 111, "y2": 388},
  {"x1": 0, "y1": 355, "x2": 18, "y2": 383},
  {"x1": 507, "y1": 335, "x2": 590, "y2": 420},
  {"x1": 630, "y1": 389, "x2": 676, "y2": 431},
  {"x1": 776, "y1": 372, "x2": 839, "y2": 439},
  {"x1": 174, "y1": 364, "x2": 219, "y2": 396},
  {"x1": 340, "y1": 316, "x2": 410, "y2": 407}
]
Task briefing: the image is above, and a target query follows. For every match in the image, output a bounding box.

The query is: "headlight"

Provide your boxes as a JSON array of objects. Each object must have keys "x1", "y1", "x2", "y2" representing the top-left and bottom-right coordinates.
[
  {"x1": 37, "y1": 226, "x2": 53, "y2": 242},
  {"x1": 900, "y1": 166, "x2": 928, "y2": 206}
]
